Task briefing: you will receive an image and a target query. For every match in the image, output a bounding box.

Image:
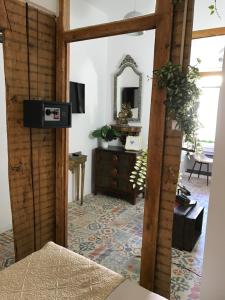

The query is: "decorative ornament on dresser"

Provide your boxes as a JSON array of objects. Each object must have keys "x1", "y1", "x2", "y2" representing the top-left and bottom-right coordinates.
[{"x1": 117, "y1": 103, "x2": 133, "y2": 125}]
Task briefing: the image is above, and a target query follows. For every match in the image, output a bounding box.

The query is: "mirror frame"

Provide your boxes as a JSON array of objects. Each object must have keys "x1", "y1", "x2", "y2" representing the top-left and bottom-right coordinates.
[{"x1": 114, "y1": 54, "x2": 143, "y2": 122}]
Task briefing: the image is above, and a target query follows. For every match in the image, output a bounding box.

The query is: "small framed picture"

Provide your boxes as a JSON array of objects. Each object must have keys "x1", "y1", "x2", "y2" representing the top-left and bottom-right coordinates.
[{"x1": 125, "y1": 136, "x2": 142, "y2": 151}]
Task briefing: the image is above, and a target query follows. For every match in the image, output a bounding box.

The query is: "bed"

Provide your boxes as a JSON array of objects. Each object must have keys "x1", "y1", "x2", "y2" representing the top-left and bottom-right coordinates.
[{"x1": 0, "y1": 242, "x2": 167, "y2": 299}]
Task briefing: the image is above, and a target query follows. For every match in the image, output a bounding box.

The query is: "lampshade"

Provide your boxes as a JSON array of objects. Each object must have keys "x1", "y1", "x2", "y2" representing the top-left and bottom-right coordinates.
[{"x1": 123, "y1": 10, "x2": 144, "y2": 36}]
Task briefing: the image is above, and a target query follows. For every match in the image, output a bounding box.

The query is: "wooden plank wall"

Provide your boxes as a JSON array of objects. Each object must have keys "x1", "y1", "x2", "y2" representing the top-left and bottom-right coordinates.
[
  {"x1": 0, "y1": 0, "x2": 10, "y2": 30},
  {"x1": 55, "y1": 0, "x2": 70, "y2": 247},
  {"x1": 154, "y1": 0, "x2": 195, "y2": 297},
  {"x1": 3, "y1": 0, "x2": 56, "y2": 260}
]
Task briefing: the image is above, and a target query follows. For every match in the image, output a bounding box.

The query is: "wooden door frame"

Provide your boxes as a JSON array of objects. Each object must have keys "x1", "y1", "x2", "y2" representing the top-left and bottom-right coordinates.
[
  {"x1": 55, "y1": 0, "x2": 194, "y2": 295},
  {"x1": 192, "y1": 27, "x2": 225, "y2": 77},
  {"x1": 192, "y1": 27, "x2": 225, "y2": 39}
]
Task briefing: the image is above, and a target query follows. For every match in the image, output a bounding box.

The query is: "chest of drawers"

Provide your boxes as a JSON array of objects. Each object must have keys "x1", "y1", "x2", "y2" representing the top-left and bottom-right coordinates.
[{"x1": 93, "y1": 147, "x2": 139, "y2": 205}]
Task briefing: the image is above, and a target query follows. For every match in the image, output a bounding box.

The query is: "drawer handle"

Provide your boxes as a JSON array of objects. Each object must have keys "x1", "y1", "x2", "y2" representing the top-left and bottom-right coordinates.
[
  {"x1": 111, "y1": 168, "x2": 118, "y2": 177},
  {"x1": 112, "y1": 180, "x2": 118, "y2": 187},
  {"x1": 112, "y1": 155, "x2": 118, "y2": 162}
]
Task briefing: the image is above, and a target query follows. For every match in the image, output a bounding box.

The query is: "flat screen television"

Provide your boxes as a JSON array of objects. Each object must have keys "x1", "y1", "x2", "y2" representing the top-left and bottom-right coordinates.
[{"x1": 70, "y1": 81, "x2": 85, "y2": 113}]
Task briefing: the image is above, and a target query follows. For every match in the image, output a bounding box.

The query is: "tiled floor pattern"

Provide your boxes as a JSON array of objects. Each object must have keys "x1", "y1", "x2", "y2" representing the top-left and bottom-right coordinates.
[
  {"x1": 68, "y1": 194, "x2": 144, "y2": 280},
  {"x1": 170, "y1": 174, "x2": 210, "y2": 299},
  {"x1": 0, "y1": 229, "x2": 15, "y2": 271},
  {"x1": 0, "y1": 174, "x2": 209, "y2": 299}
]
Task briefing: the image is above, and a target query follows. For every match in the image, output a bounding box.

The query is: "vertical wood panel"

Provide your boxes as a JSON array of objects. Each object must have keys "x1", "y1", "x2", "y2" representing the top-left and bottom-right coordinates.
[
  {"x1": 30, "y1": 8, "x2": 56, "y2": 250},
  {"x1": 140, "y1": 0, "x2": 174, "y2": 292},
  {"x1": 0, "y1": 0, "x2": 10, "y2": 30},
  {"x1": 3, "y1": 0, "x2": 56, "y2": 260},
  {"x1": 154, "y1": 1, "x2": 195, "y2": 297},
  {"x1": 56, "y1": 0, "x2": 70, "y2": 246},
  {"x1": 4, "y1": 0, "x2": 35, "y2": 260}
]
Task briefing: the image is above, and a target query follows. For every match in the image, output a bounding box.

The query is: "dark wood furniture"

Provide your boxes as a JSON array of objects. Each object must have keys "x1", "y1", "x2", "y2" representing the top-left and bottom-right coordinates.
[
  {"x1": 93, "y1": 147, "x2": 139, "y2": 205},
  {"x1": 172, "y1": 203, "x2": 204, "y2": 251},
  {"x1": 69, "y1": 154, "x2": 87, "y2": 205}
]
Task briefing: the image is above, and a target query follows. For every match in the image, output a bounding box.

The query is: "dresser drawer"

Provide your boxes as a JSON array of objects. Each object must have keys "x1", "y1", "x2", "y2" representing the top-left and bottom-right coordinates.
[{"x1": 93, "y1": 147, "x2": 138, "y2": 204}]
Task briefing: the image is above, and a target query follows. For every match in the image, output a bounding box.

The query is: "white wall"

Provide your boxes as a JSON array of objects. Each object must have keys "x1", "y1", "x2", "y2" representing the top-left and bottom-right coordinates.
[
  {"x1": 0, "y1": 44, "x2": 12, "y2": 234},
  {"x1": 200, "y1": 60, "x2": 225, "y2": 300},
  {"x1": 68, "y1": 0, "x2": 108, "y2": 199},
  {"x1": 106, "y1": 31, "x2": 155, "y2": 147},
  {"x1": 193, "y1": 0, "x2": 225, "y2": 31},
  {"x1": 192, "y1": 1, "x2": 225, "y2": 298},
  {"x1": 28, "y1": 0, "x2": 58, "y2": 15}
]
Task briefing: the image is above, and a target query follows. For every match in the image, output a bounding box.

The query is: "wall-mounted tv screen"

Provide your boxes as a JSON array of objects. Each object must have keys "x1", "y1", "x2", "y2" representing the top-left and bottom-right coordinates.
[{"x1": 70, "y1": 81, "x2": 85, "y2": 113}]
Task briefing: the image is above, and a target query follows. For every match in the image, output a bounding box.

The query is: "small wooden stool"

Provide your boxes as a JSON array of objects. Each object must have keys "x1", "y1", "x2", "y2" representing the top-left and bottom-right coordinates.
[{"x1": 69, "y1": 154, "x2": 87, "y2": 205}]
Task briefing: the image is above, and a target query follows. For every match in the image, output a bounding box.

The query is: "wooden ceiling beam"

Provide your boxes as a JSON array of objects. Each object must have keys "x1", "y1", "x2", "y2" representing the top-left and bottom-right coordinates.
[
  {"x1": 200, "y1": 71, "x2": 223, "y2": 77},
  {"x1": 63, "y1": 13, "x2": 158, "y2": 43},
  {"x1": 192, "y1": 27, "x2": 225, "y2": 39}
]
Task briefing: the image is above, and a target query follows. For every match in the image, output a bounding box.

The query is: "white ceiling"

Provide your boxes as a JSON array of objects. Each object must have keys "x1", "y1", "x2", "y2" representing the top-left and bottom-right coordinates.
[{"x1": 84, "y1": 0, "x2": 155, "y2": 19}]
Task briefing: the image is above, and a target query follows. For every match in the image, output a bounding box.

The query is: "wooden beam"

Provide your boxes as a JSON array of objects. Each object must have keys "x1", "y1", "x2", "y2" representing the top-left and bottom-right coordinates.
[
  {"x1": 192, "y1": 27, "x2": 225, "y2": 39},
  {"x1": 200, "y1": 71, "x2": 223, "y2": 77},
  {"x1": 153, "y1": 0, "x2": 195, "y2": 297},
  {"x1": 56, "y1": 0, "x2": 70, "y2": 247},
  {"x1": 63, "y1": 13, "x2": 158, "y2": 43},
  {"x1": 0, "y1": 0, "x2": 10, "y2": 30},
  {"x1": 140, "y1": 0, "x2": 173, "y2": 293}
]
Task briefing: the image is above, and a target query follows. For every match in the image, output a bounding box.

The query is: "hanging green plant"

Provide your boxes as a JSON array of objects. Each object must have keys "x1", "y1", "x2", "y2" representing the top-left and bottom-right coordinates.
[
  {"x1": 208, "y1": 1, "x2": 221, "y2": 17},
  {"x1": 129, "y1": 150, "x2": 147, "y2": 191},
  {"x1": 153, "y1": 61, "x2": 201, "y2": 143},
  {"x1": 173, "y1": 0, "x2": 220, "y2": 17}
]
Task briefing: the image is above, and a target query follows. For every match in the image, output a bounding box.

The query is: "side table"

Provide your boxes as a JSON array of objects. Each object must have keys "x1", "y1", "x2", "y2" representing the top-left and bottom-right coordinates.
[
  {"x1": 172, "y1": 203, "x2": 204, "y2": 251},
  {"x1": 69, "y1": 154, "x2": 87, "y2": 205}
]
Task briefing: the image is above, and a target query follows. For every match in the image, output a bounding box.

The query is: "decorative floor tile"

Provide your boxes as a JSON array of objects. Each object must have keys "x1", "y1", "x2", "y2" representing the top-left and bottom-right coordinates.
[
  {"x1": 0, "y1": 174, "x2": 209, "y2": 300},
  {"x1": 0, "y1": 229, "x2": 15, "y2": 271}
]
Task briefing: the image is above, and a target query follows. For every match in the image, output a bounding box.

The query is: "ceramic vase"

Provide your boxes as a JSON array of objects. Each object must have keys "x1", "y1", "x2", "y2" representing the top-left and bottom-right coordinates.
[{"x1": 100, "y1": 139, "x2": 108, "y2": 149}]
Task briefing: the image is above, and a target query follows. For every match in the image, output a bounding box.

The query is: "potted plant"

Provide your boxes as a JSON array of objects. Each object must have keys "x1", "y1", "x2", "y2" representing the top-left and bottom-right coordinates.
[
  {"x1": 91, "y1": 125, "x2": 121, "y2": 149},
  {"x1": 130, "y1": 61, "x2": 201, "y2": 192},
  {"x1": 153, "y1": 61, "x2": 201, "y2": 143}
]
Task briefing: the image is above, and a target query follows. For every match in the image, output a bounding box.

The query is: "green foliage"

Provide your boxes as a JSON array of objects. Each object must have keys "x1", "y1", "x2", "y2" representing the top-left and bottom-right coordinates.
[
  {"x1": 208, "y1": 1, "x2": 220, "y2": 17},
  {"x1": 209, "y1": 3, "x2": 216, "y2": 15},
  {"x1": 91, "y1": 125, "x2": 120, "y2": 142},
  {"x1": 173, "y1": 0, "x2": 220, "y2": 18},
  {"x1": 153, "y1": 61, "x2": 201, "y2": 143},
  {"x1": 129, "y1": 150, "x2": 147, "y2": 191}
]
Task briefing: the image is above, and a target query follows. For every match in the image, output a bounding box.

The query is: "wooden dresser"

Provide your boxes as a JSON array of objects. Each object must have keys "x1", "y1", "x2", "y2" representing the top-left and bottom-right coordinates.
[{"x1": 93, "y1": 147, "x2": 139, "y2": 204}]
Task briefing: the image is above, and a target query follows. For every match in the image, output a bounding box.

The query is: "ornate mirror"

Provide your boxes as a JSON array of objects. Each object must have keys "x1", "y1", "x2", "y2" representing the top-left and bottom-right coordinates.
[{"x1": 114, "y1": 55, "x2": 143, "y2": 122}]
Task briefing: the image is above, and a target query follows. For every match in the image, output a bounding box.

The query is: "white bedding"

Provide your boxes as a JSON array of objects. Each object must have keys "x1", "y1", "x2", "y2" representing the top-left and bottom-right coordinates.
[
  {"x1": 0, "y1": 242, "x2": 124, "y2": 299},
  {"x1": 0, "y1": 242, "x2": 167, "y2": 300}
]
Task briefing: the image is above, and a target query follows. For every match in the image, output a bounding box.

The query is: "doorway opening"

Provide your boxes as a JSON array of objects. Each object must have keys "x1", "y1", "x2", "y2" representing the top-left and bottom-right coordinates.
[
  {"x1": 0, "y1": 32, "x2": 15, "y2": 271},
  {"x1": 67, "y1": 27, "x2": 155, "y2": 281}
]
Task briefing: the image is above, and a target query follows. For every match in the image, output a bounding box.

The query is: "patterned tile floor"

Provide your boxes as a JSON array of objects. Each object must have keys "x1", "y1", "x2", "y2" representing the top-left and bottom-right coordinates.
[
  {"x1": 0, "y1": 229, "x2": 15, "y2": 271},
  {"x1": 171, "y1": 174, "x2": 210, "y2": 300},
  {"x1": 68, "y1": 194, "x2": 144, "y2": 280},
  {"x1": 0, "y1": 174, "x2": 209, "y2": 299}
]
